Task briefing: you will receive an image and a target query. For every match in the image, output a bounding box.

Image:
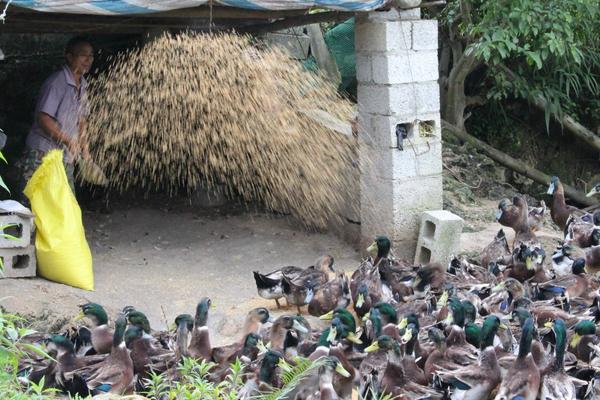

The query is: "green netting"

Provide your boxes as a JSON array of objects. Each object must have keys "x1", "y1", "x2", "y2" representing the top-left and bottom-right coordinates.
[{"x1": 303, "y1": 18, "x2": 356, "y2": 97}]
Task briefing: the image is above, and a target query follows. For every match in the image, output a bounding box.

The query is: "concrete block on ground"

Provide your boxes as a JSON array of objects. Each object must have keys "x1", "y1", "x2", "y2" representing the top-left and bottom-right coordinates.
[
  {"x1": 372, "y1": 50, "x2": 438, "y2": 84},
  {"x1": 0, "y1": 245, "x2": 36, "y2": 278},
  {"x1": 414, "y1": 210, "x2": 464, "y2": 265},
  {"x1": 0, "y1": 214, "x2": 33, "y2": 248},
  {"x1": 412, "y1": 20, "x2": 438, "y2": 50}
]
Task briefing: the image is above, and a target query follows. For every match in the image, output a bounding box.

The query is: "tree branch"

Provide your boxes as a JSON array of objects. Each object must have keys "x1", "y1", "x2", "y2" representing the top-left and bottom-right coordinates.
[
  {"x1": 442, "y1": 121, "x2": 596, "y2": 206},
  {"x1": 499, "y1": 65, "x2": 600, "y2": 153}
]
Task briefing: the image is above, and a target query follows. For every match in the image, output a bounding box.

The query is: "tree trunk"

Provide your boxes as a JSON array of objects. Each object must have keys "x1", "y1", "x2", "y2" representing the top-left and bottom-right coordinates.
[
  {"x1": 443, "y1": 50, "x2": 480, "y2": 131},
  {"x1": 443, "y1": 121, "x2": 596, "y2": 207}
]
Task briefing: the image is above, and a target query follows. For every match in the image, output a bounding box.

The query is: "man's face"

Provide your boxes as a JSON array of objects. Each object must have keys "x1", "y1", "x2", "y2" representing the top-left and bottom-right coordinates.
[{"x1": 66, "y1": 43, "x2": 94, "y2": 75}]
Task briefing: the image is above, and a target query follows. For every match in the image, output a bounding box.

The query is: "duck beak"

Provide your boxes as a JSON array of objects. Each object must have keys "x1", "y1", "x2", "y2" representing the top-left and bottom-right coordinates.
[
  {"x1": 292, "y1": 320, "x2": 309, "y2": 334},
  {"x1": 587, "y1": 187, "x2": 599, "y2": 197},
  {"x1": 367, "y1": 241, "x2": 377, "y2": 254},
  {"x1": 361, "y1": 312, "x2": 370, "y2": 322},
  {"x1": 444, "y1": 313, "x2": 454, "y2": 326},
  {"x1": 335, "y1": 362, "x2": 351, "y2": 378},
  {"x1": 499, "y1": 322, "x2": 508, "y2": 330},
  {"x1": 570, "y1": 333, "x2": 582, "y2": 348},
  {"x1": 304, "y1": 288, "x2": 315, "y2": 304},
  {"x1": 492, "y1": 283, "x2": 505, "y2": 293},
  {"x1": 365, "y1": 341, "x2": 380, "y2": 353},
  {"x1": 438, "y1": 291, "x2": 449, "y2": 307},
  {"x1": 356, "y1": 293, "x2": 365, "y2": 308},
  {"x1": 525, "y1": 257, "x2": 534, "y2": 270},
  {"x1": 544, "y1": 321, "x2": 554, "y2": 329},
  {"x1": 74, "y1": 311, "x2": 85, "y2": 322},
  {"x1": 397, "y1": 317, "x2": 408, "y2": 330},
  {"x1": 277, "y1": 358, "x2": 293, "y2": 372},
  {"x1": 319, "y1": 310, "x2": 335, "y2": 320},
  {"x1": 547, "y1": 183, "x2": 555, "y2": 195},
  {"x1": 495, "y1": 209, "x2": 503, "y2": 221},
  {"x1": 401, "y1": 329, "x2": 413, "y2": 344},
  {"x1": 327, "y1": 326, "x2": 337, "y2": 343},
  {"x1": 346, "y1": 332, "x2": 363, "y2": 344}
]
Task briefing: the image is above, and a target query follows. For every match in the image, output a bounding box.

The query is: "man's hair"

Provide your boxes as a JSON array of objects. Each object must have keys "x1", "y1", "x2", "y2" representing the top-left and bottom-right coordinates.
[{"x1": 65, "y1": 36, "x2": 92, "y2": 55}]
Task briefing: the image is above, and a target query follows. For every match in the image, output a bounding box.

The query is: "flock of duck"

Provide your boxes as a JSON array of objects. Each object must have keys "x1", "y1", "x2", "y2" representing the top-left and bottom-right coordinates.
[{"x1": 17, "y1": 177, "x2": 600, "y2": 399}]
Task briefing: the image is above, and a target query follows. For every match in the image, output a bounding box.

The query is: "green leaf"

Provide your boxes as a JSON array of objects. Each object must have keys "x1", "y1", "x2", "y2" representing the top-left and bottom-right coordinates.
[
  {"x1": 0, "y1": 176, "x2": 10, "y2": 195},
  {"x1": 0, "y1": 151, "x2": 7, "y2": 164}
]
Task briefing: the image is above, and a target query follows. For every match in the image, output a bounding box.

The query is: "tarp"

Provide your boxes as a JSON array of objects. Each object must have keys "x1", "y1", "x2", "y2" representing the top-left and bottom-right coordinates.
[{"x1": 12, "y1": 0, "x2": 387, "y2": 14}]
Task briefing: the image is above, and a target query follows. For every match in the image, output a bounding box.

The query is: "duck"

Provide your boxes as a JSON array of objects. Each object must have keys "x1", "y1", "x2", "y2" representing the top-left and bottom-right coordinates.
[
  {"x1": 75, "y1": 303, "x2": 113, "y2": 355},
  {"x1": 481, "y1": 229, "x2": 511, "y2": 270},
  {"x1": 560, "y1": 243, "x2": 600, "y2": 274},
  {"x1": 535, "y1": 258, "x2": 589, "y2": 300},
  {"x1": 253, "y1": 255, "x2": 332, "y2": 309},
  {"x1": 565, "y1": 214, "x2": 600, "y2": 248},
  {"x1": 494, "y1": 317, "x2": 540, "y2": 400},
  {"x1": 282, "y1": 255, "x2": 334, "y2": 313},
  {"x1": 365, "y1": 335, "x2": 441, "y2": 399},
  {"x1": 67, "y1": 314, "x2": 134, "y2": 396},
  {"x1": 237, "y1": 350, "x2": 284, "y2": 399},
  {"x1": 569, "y1": 320, "x2": 599, "y2": 363},
  {"x1": 351, "y1": 261, "x2": 384, "y2": 319},
  {"x1": 547, "y1": 176, "x2": 585, "y2": 231},
  {"x1": 43, "y1": 334, "x2": 106, "y2": 397},
  {"x1": 502, "y1": 242, "x2": 547, "y2": 283},
  {"x1": 188, "y1": 297, "x2": 212, "y2": 361},
  {"x1": 268, "y1": 315, "x2": 309, "y2": 352},
  {"x1": 528, "y1": 200, "x2": 547, "y2": 232},
  {"x1": 436, "y1": 316, "x2": 504, "y2": 400},
  {"x1": 308, "y1": 272, "x2": 350, "y2": 317},
  {"x1": 304, "y1": 356, "x2": 351, "y2": 400},
  {"x1": 540, "y1": 319, "x2": 577, "y2": 400}
]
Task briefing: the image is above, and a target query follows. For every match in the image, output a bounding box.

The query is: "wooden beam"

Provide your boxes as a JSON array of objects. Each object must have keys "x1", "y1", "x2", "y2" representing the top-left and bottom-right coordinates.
[{"x1": 238, "y1": 11, "x2": 352, "y2": 34}]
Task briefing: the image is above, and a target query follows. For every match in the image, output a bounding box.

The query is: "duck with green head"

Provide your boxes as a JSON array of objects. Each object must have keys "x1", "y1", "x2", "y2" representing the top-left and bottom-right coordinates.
[
  {"x1": 69, "y1": 314, "x2": 134, "y2": 396},
  {"x1": 540, "y1": 319, "x2": 576, "y2": 400},
  {"x1": 76, "y1": 303, "x2": 112, "y2": 355},
  {"x1": 436, "y1": 316, "x2": 504, "y2": 400},
  {"x1": 365, "y1": 335, "x2": 440, "y2": 399},
  {"x1": 569, "y1": 319, "x2": 598, "y2": 363},
  {"x1": 188, "y1": 297, "x2": 212, "y2": 361},
  {"x1": 495, "y1": 317, "x2": 540, "y2": 400}
]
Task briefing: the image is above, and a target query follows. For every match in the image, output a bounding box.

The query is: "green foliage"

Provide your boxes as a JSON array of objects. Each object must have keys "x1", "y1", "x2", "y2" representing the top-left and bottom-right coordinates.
[
  {"x1": 443, "y1": 0, "x2": 600, "y2": 128},
  {"x1": 0, "y1": 308, "x2": 56, "y2": 399}
]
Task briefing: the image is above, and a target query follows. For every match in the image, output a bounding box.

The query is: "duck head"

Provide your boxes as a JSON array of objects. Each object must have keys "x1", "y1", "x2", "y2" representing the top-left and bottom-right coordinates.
[
  {"x1": 367, "y1": 236, "x2": 391, "y2": 259},
  {"x1": 126, "y1": 311, "x2": 151, "y2": 334},
  {"x1": 587, "y1": 183, "x2": 600, "y2": 197},
  {"x1": 547, "y1": 176, "x2": 560, "y2": 195},
  {"x1": 480, "y1": 315, "x2": 507, "y2": 349},
  {"x1": 194, "y1": 297, "x2": 211, "y2": 328},
  {"x1": 77, "y1": 303, "x2": 108, "y2": 326}
]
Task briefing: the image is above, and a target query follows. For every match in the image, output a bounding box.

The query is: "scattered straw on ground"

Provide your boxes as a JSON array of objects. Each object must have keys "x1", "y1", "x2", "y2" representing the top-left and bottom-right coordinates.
[{"x1": 84, "y1": 32, "x2": 359, "y2": 229}]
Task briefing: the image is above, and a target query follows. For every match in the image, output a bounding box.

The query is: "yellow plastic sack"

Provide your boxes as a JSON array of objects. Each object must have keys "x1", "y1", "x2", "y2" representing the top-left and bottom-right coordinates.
[{"x1": 24, "y1": 150, "x2": 94, "y2": 290}]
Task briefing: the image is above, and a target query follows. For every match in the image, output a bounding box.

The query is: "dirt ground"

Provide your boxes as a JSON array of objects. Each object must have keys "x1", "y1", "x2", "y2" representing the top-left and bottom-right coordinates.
[{"x1": 0, "y1": 203, "x2": 363, "y2": 345}]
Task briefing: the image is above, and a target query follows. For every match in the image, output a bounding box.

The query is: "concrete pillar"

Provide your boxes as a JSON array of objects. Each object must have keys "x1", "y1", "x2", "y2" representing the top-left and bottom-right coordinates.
[{"x1": 356, "y1": 8, "x2": 443, "y2": 261}]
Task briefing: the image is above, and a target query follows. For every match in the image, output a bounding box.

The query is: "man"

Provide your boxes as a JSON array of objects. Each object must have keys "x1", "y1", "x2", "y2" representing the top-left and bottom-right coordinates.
[{"x1": 16, "y1": 36, "x2": 93, "y2": 203}]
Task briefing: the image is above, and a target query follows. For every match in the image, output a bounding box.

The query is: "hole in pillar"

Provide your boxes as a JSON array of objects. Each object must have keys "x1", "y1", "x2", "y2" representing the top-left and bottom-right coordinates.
[
  {"x1": 423, "y1": 220, "x2": 436, "y2": 239},
  {"x1": 12, "y1": 254, "x2": 29, "y2": 269},
  {"x1": 3, "y1": 223, "x2": 23, "y2": 240},
  {"x1": 419, "y1": 120, "x2": 436, "y2": 138},
  {"x1": 418, "y1": 247, "x2": 431, "y2": 264},
  {"x1": 395, "y1": 123, "x2": 414, "y2": 150}
]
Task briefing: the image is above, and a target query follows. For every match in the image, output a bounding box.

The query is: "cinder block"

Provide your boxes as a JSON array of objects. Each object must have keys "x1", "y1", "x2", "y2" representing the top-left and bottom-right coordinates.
[
  {"x1": 416, "y1": 81, "x2": 441, "y2": 114},
  {"x1": 358, "y1": 82, "x2": 441, "y2": 117},
  {"x1": 0, "y1": 245, "x2": 36, "y2": 278},
  {"x1": 412, "y1": 20, "x2": 438, "y2": 50},
  {"x1": 392, "y1": 174, "x2": 443, "y2": 214},
  {"x1": 372, "y1": 50, "x2": 438, "y2": 85},
  {"x1": 355, "y1": 20, "x2": 412, "y2": 53},
  {"x1": 414, "y1": 210, "x2": 464, "y2": 265},
  {"x1": 356, "y1": 53, "x2": 373, "y2": 83},
  {"x1": 366, "y1": 114, "x2": 441, "y2": 151},
  {"x1": 367, "y1": 141, "x2": 442, "y2": 180},
  {"x1": 0, "y1": 214, "x2": 33, "y2": 248}
]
